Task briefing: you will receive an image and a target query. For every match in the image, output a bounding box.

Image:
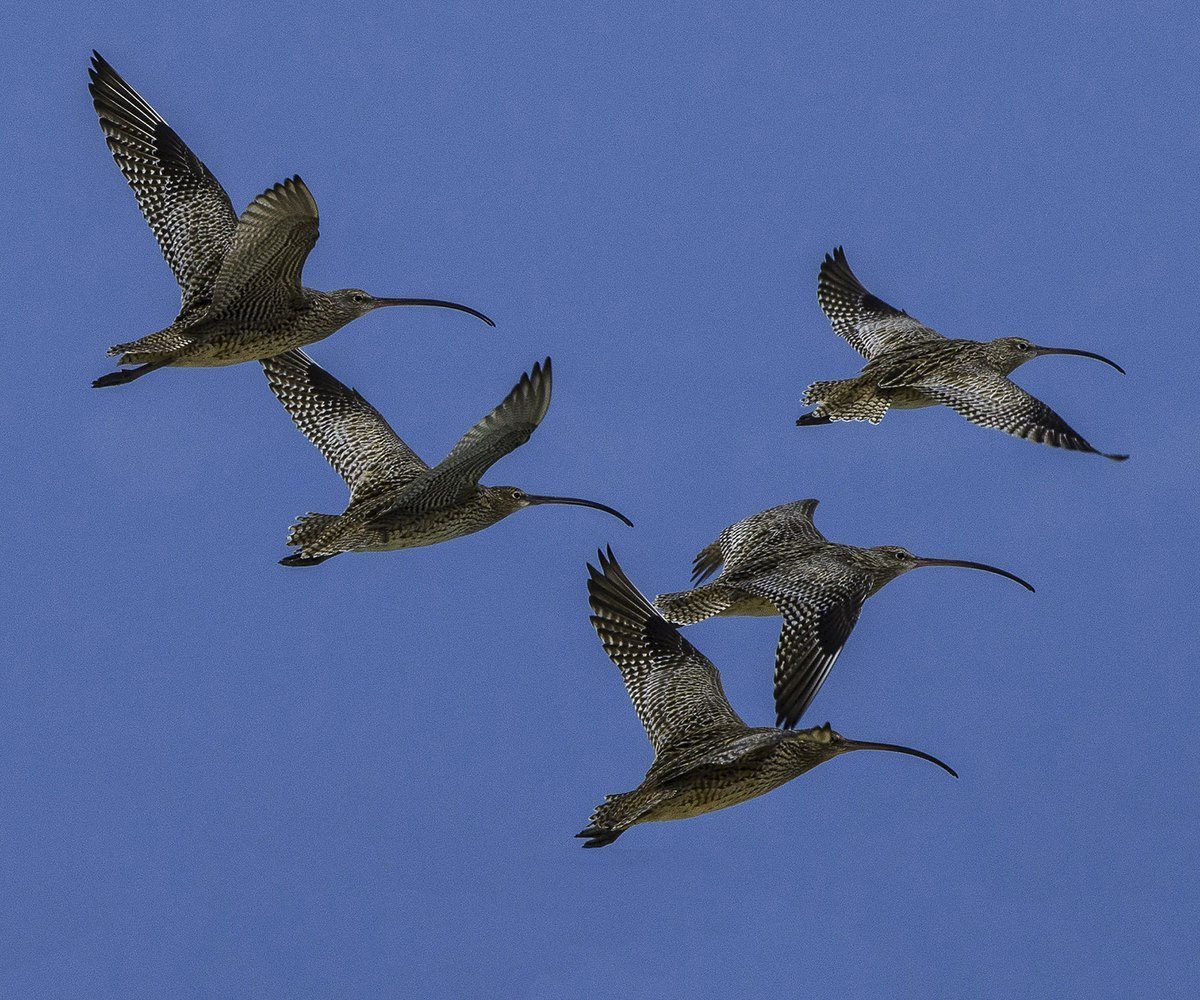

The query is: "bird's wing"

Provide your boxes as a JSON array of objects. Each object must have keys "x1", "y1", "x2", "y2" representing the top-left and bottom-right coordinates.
[
  {"x1": 261, "y1": 350, "x2": 429, "y2": 499},
  {"x1": 587, "y1": 548, "x2": 746, "y2": 755},
  {"x1": 817, "y1": 247, "x2": 945, "y2": 359},
  {"x1": 208, "y1": 176, "x2": 319, "y2": 314},
  {"x1": 88, "y1": 52, "x2": 238, "y2": 320},
  {"x1": 737, "y1": 566, "x2": 871, "y2": 729},
  {"x1": 650, "y1": 730, "x2": 788, "y2": 784},
  {"x1": 919, "y1": 370, "x2": 1126, "y2": 459},
  {"x1": 403, "y1": 359, "x2": 552, "y2": 510},
  {"x1": 691, "y1": 499, "x2": 826, "y2": 584}
]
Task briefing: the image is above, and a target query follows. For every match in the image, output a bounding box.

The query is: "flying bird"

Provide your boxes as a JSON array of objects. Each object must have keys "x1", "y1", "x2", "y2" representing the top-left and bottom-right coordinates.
[
  {"x1": 87, "y1": 52, "x2": 493, "y2": 388},
  {"x1": 795, "y1": 247, "x2": 1127, "y2": 460},
  {"x1": 579, "y1": 548, "x2": 955, "y2": 848},
  {"x1": 655, "y1": 499, "x2": 1033, "y2": 728},
  {"x1": 263, "y1": 352, "x2": 631, "y2": 565}
]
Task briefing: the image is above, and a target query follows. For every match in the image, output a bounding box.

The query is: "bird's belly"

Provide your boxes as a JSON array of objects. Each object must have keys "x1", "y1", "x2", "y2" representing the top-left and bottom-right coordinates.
[
  {"x1": 352, "y1": 507, "x2": 497, "y2": 552},
  {"x1": 644, "y1": 770, "x2": 792, "y2": 822},
  {"x1": 171, "y1": 325, "x2": 325, "y2": 365},
  {"x1": 719, "y1": 592, "x2": 780, "y2": 617},
  {"x1": 884, "y1": 387, "x2": 940, "y2": 410}
]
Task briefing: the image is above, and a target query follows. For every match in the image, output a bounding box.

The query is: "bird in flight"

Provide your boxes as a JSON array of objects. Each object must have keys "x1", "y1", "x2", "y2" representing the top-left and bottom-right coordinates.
[
  {"x1": 579, "y1": 548, "x2": 956, "y2": 847},
  {"x1": 655, "y1": 499, "x2": 1033, "y2": 729},
  {"x1": 263, "y1": 352, "x2": 632, "y2": 565},
  {"x1": 87, "y1": 52, "x2": 493, "y2": 388},
  {"x1": 796, "y1": 247, "x2": 1127, "y2": 460}
]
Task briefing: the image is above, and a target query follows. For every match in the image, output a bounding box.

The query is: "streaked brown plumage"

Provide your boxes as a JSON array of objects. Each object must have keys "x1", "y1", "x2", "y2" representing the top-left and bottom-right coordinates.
[
  {"x1": 579, "y1": 548, "x2": 956, "y2": 847},
  {"x1": 655, "y1": 499, "x2": 1033, "y2": 728},
  {"x1": 87, "y1": 53, "x2": 493, "y2": 388},
  {"x1": 796, "y1": 247, "x2": 1128, "y2": 460},
  {"x1": 262, "y1": 352, "x2": 632, "y2": 565}
]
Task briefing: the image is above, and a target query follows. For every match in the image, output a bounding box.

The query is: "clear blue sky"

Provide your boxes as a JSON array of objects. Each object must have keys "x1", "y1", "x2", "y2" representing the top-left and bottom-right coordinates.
[{"x1": 2, "y1": 3, "x2": 1195, "y2": 997}]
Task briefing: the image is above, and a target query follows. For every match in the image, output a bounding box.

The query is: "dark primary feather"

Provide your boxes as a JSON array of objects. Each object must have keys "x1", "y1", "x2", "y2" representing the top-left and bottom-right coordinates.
[
  {"x1": 735, "y1": 564, "x2": 871, "y2": 729},
  {"x1": 404, "y1": 359, "x2": 554, "y2": 510},
  {"x1": 88, "y1": 52, "x2": 238, "y2": 319},
  {"x1": 817, "y1": 247, "x2": 945, "y2": 359},
  {"x1": 587, "y1": 548, "x2": 745, "y2": 754},
  {"x1": 261, "y1": 349, "x2": 430, "y2": 500}
]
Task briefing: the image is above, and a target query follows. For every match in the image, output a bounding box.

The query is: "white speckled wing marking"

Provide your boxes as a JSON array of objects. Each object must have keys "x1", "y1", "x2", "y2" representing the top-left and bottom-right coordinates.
[
  {"x1": 736, "y1": 567, "x2": 871, "y2": 729},
  {"x1": 919, "y1": 368, "x2": 1126, "y2": 459},
  {"x1": 587, "y1": 549, "x2": 745, "y2": 755},
  {"x1": 88, "y1": 52, "x2": 238, "y2": 320},
  {"x1": 261, "y1": 349, "x2": 429, "y2": 500},
  {"x1": 209, "y1": 176, "x2": 320, "y2": 315},
  {"x1": 817, "y1": 247, "x2": 945, "y2": 359},
  {"x1": 690, "y1": 499, "x2": 827, "y2": 584},
  {"x1": 404, "y1": 358, "x2": 554, "y2": 510}
]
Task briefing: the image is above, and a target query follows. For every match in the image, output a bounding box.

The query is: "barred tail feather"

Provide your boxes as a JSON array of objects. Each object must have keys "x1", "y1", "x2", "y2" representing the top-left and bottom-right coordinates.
[
  {"x1": 285, "y1": 512, "x2": 341, "y2": 554},
  {"x1": 800, "y1": 376, "x2": 890, "y2": 423},
  {"x1": 654, "y1": 582, "x2": 737, "y2": 625}
]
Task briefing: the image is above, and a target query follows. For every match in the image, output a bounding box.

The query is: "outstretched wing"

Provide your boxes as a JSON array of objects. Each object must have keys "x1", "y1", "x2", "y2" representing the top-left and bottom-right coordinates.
[
  {"x1": 587, "y1": 548, "x2": 746, "y2": 754},
  {"x1": 403, "y1": 358, "x2": 553, "y2": 509},
  {"x1": 261, "y1": 350, "x2": 429, "y2": 500},
  {"x1": 921, "y1": 371, "x2": 1128, "y2": 461},
  {"x1": 89, "y1": 52, "x2": 238, "y2": 319},
  {"x1": 736, "y1": 562, "x2": 871, "y2": 729},
  {"x1": 691, "y1": 499, "x2": 826, "y2": 584},
  {"x1": 817, "y1": 247, "x2": 945, "y2": 359},
  {"x1": 208, "y1": 176, "x2": 320, "y2": 314}
]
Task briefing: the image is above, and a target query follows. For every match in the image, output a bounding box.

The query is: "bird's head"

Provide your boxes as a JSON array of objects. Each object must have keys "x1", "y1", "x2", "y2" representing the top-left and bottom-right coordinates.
[
  {"x1": 987, "y1": 336, "x2": 1125, "y2": 376},
  {"x1": 793, "y1": 722, "x2": 958, "y2": 776},
  {"x1": 483, "y1": 486, "x2": 634, "y2": 526},
  {"x1": 328, "y1": 289, "x2": 495, "y2": 326},
  {"x1": 860, "y1": 545, "x2": 1035, "y2": 595}
]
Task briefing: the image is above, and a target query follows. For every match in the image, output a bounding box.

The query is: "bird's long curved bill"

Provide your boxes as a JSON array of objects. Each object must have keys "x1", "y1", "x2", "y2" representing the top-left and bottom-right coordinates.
[
  {"x1": 372, "y1": 298, "x2": 496, "y2": 327},
  {"x1": 1034, "y1": 346, "x2": 1125, "y2": 375},
  {"x1": 845, "y1": 740, "x2": 958, "y2": 777},
  {"x1": 525, "y1": 494, "x2": 634, "y2": 527},
  {"x1": 915, "y1": 558, "x2": 1035, "y2": 592}
]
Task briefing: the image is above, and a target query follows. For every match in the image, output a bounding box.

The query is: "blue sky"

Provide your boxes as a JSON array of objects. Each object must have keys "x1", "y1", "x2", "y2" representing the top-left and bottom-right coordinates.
[{"x1": 2, "y1": 2, "x2": 1196, "y2": 996}]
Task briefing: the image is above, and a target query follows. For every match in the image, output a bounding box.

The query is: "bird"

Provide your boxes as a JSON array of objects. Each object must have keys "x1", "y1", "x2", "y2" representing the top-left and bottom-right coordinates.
[
  {"x1": 87, "y1": 52, "x2": 493, "y2": 388},
  {"x1": 654, "y1": 499, "x2": 1034, "y2": 729},
  {"x1": 262, "y1": 351, "x2": 632, "y2": 565},
  {"x1": 795, "y1": 247, "x2": 1127, "y2": 460},
  {"x1": 578, "y1": 547, "x2": 956, "y2": 847}
]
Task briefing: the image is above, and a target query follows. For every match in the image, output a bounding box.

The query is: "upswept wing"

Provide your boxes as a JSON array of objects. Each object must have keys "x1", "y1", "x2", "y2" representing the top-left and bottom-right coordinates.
[
  {"x1": 403, "y1": 358, "x2": 553, "y2": 510},
  {"x1": 919, "y1": 369, "x2": 1127, "y2": 460},
  {"x1": 817, "y1": 247, "x2": 945, "y2": 359},
  {"x1": 691, "y1": 499, "x2": 826, "y2": 584},
  {"x1": 208, "y1": 176, "x2": 319, "y2": 315},
  {"x1": 88, "y1": 52, "x2": 238, "y2": 319},
  {"x1": 736, "y1": 561, "x2": 872, "y2": 729},
  {"x1": 261, "y1": 350, "x2": 429, "y2": 500},
  {"x1": 587, "y1": 548, "x2": 746, "y2": 755}
]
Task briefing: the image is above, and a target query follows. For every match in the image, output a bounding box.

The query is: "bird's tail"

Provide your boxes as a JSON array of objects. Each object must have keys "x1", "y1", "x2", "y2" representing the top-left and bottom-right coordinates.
[
  {"x1": 107, "y1": 327, "x2": 195, "y2": 364},
  {"x1": 654, "y1": 582, "x2": 739, "y2": 625},
  {"x1": 576, "y1": 786, "x2": 673, "y2": 848},
  {"x1": 282, "y1": 513, "x2": 342, "y2": 564},
  {"x1": 799, "y1": 376, "x2": 890, "y2": 424}
]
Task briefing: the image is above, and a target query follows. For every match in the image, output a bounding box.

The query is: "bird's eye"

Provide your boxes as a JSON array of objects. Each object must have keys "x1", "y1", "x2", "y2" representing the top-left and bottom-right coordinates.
[
  {"x1": 511, "y1": 490, "x2": 524, "y2": 501},
  {"x1": 1017, "y1": 341, "x2": 1031, "y2": 351},
  {"x1": 893, "y1": 550, "x2": 908, "y2": 560},
  {"x1": 352, "y1": 293, "x2": 367, "y2": 303}
]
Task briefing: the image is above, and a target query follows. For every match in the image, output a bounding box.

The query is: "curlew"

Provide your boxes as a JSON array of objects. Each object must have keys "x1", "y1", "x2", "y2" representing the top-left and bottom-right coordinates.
[
  {"x1": 579, "y1": 548, "x2": 956, "y2": 847},
  {"x1": 654, "y1": 499, "x2": 1033, "y2": 729},
  {"x1": 795, "y1": 247, "x2": 1127, "y2": 459},
  {"x1": 88, "y1": 53, "x2": 492, "y2": 388},
  {"x1": 263, "y1": 352, "x2": 631, "y2": 565}
]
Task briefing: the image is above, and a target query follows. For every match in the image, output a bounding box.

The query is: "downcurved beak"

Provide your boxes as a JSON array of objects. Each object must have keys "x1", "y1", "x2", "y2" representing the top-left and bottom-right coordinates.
[
  {"x1": 524, "y1": 494, "x2": 634, "y2": 527},
  {"x1": 1034, "y1": 346, "x2": 1124, "y2": 375},
  {"x1": 843, "y1": 739, "x2": 958, "y2": 777},
  {"x1": 371, "y1": 298, "x2": 496, "y2": 327},
  {"x1": 914, "y1": 557, "x2": 1035, "y2": 592}
]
